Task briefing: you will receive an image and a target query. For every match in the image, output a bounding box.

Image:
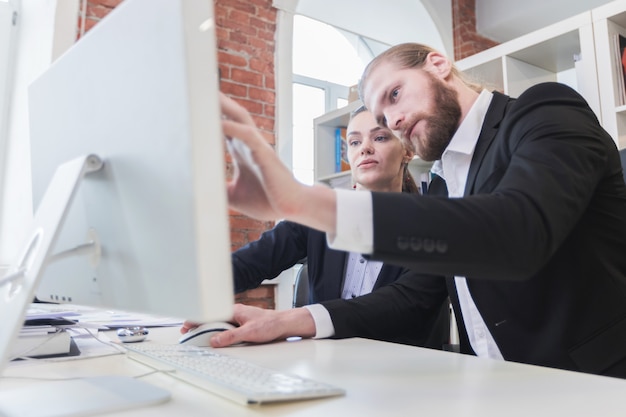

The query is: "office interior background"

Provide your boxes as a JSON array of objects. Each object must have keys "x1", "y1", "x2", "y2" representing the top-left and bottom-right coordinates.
[{"x1": 0, "y1": 0, "x2": 618, "y2": 308}]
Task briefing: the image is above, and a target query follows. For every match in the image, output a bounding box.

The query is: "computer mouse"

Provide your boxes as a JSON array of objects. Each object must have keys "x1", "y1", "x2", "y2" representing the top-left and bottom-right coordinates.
[
  {"x1": 178, "y1": 322, "x2": 236, "y2": 347},
  {"x1": 117, "y1": 326, "x2": 149, "y2": 343}
]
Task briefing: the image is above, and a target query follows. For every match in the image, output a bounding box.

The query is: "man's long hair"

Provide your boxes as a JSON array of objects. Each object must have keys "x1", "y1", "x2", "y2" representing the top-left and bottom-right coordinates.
[{"x1": 357, "y1": 43, "x2": 484, "y2": 100}]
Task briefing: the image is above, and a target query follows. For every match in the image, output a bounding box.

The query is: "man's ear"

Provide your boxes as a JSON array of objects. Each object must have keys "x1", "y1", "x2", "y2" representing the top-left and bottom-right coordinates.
[{"x1": 424, "y1": 51, "x2": 452, "y2": 80}]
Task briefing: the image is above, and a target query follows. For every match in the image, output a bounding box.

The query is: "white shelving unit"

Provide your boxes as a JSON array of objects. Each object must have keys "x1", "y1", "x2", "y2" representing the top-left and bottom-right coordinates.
[
  {"x1": 455, "y1": 11, "x2": 601, "y2": 124},
  {"x1": 593, "y1": 0, "x2": 626, "y2": 149},
  {"x1": 313, "y1": 100, "x2": 432, "y2": 190},
  {"x1": 313, "y1": 100, "x2": 362, "y2": 187}
]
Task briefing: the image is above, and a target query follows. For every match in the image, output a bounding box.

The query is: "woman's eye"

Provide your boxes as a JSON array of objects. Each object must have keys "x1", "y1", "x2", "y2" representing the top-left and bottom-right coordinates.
[{"x1": 374, "y1": 135, "x2": 388, "y2": 142}]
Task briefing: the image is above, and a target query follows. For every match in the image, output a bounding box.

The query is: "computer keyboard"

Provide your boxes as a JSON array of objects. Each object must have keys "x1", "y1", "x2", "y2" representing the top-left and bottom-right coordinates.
[{"x1": 123, "y1": 342, "x2": 345, "y2": 405}]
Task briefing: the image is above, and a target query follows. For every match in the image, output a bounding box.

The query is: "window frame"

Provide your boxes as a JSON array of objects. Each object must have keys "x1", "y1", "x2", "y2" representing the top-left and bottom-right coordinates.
[{"x1": 293, "y1": 74, "x2": 350, "y2": 113}]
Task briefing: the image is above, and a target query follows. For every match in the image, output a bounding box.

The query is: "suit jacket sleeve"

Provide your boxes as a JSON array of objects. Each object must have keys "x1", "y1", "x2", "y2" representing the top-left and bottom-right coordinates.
[
  {"x1": 320, "y1": 269, "x2": 448, "y2": 344},
  {"x1": 232, "y1": 221, "x2": 309, "y2": 293}
]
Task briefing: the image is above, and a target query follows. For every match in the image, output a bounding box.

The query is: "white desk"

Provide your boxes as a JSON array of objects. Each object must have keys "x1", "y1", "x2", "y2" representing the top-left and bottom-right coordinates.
[{"x1": 2, "y1": 327, "x2": 626, "y2": 416}]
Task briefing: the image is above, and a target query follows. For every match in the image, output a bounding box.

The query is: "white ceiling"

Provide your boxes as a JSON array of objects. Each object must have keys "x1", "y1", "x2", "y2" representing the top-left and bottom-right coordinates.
[
  {"x1": 295, "y1": 0, "x2": 453, "y2": 57},
  {"x1": 476, "y1": 0, "x2": 615, "y2": 42},
  {"x1": 293, "y1": 0, "x2": 618, "y2": 58}
]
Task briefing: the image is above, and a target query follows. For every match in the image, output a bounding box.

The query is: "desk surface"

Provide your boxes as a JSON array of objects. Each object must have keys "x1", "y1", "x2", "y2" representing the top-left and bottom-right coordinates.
[{"x1": 2, "y1": 326, "x2": 626, "y2": 416}]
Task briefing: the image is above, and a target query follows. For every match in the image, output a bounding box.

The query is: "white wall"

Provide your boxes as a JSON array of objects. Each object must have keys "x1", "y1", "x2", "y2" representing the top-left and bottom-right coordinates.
[
  {"x1": 421, "y1": 0, "x2": 453, "y2": 57},
  {"x1": 0, "y1": 0, "x2": 78, "y2": 266},
  {"x1": 476, "y1": 0, "x2": 614, "y2": 42}
]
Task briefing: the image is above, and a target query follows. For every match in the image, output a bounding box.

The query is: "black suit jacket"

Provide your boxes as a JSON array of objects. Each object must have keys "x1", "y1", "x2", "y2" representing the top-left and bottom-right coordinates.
[
  {"x1": 232, "y1": 220, "x2": 449, "y2": 348},
  {"x1": 322, "y1": 83, "x2": 626, "y2": 377}
]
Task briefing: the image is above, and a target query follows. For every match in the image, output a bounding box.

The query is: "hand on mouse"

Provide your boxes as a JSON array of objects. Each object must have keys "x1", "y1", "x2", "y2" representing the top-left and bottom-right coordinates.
[
  {"x1": 207, "y1": 303, "x2": 317, "y2": 348},
  {"x1": 180, "y1": 321, "x2": 201, "y2": 334}
]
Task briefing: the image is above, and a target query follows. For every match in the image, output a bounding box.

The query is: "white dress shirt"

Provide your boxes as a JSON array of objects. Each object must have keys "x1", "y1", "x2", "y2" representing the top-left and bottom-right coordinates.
[
  {"x1": 341, "y1": 253, "x2": 383, "y2": 300},
  {"x1": 307, "y1": 90, "x2": 504, "y2": 360}
]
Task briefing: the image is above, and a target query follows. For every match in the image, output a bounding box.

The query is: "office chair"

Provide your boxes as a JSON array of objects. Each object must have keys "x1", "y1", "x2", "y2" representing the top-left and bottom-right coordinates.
[
  {"x1": 292, "y1": 263, "x2": 309, "y2": 308},
  {"x1": 619, "y1": 148, "x2": 626, "y2": 182}
]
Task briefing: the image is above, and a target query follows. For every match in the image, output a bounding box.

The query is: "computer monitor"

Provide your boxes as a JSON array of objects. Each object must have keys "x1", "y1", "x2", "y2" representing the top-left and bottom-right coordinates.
[{"x1": 0, "y1": 0, "x2": 234, "y2": 400}]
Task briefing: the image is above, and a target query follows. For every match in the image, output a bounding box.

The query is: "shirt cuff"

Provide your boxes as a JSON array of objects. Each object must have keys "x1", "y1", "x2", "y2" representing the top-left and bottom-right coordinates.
[
  {"x1": 303, "y1": 304, "x2": 335, "y2": 339},
  {"x1": 326, "y1": 188, "x2": 374, "y2": 254}
]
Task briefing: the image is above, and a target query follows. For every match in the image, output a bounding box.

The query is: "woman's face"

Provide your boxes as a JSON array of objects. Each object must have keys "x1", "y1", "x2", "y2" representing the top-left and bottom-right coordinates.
[{"x1": 346, "y1": 110, "x2": 413, "y2": 192}]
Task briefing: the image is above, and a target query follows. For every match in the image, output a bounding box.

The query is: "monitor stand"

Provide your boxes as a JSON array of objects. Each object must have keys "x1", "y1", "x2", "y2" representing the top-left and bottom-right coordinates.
[
  {"x1": 0, "y1": 376, "x2": 171, "y2": 417},
  {"x1": 0, "y1": 154, "x2": 171, "y2": 417}
]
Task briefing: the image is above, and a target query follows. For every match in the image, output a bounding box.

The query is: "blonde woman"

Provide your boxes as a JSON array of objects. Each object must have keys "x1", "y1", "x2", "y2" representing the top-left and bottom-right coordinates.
[{"x1": 185, "y1": 107, "x2": 449, "y2": 349}]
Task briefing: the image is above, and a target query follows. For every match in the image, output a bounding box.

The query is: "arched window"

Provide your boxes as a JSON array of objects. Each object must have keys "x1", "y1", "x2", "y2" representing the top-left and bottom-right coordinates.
[{"x1": 291, "y1": 15, "x2": 374, "y2": 184}]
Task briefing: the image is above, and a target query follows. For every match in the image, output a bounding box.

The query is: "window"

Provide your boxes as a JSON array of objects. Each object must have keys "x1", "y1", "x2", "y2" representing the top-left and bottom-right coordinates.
[
  {"x1": 292, "y1": 83, "x2": 324, "y2": 184},
  {"x1": 291, "y1": 15, "x2": 373, "y2": 184}
]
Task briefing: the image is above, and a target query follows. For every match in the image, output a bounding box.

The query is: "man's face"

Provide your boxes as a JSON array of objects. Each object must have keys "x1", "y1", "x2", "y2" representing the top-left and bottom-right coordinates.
[{"x1": 362, "y1": 61, "x2": 461, "y2": 162}]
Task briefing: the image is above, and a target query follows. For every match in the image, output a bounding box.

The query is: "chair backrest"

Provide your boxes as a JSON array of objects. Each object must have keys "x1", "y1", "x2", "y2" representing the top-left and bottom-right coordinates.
[
  {"x1": 292, "y1": 263, "x2": 309, "y2": 308},
  {"x1": 620, "y1": 148, "x2": 626, "y2": 183}
]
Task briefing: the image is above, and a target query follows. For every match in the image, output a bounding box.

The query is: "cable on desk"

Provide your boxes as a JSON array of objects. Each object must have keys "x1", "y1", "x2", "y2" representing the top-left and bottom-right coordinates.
[{"x1": 8, "y1": 328, "x2": 72, "y2": 362}]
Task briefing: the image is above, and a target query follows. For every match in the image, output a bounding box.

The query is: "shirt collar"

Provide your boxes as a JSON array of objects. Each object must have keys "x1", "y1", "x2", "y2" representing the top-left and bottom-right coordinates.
[{"x1": 431, "y1": 90, "x2": 493, "y2": 179}]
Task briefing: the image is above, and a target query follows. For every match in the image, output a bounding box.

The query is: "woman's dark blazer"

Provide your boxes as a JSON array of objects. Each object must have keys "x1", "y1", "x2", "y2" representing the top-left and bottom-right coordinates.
[
  {"x1": 232, "y1": 220, "x2": 449, "y2": 348},
  {"x1": 321, "y1": 83, "x2": 626, "y2": 378}
]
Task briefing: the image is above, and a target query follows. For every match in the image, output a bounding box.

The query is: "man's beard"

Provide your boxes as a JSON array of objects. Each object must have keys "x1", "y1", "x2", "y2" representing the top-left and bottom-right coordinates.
[{"x1": 413, "y1": 75, "x2": 462, "y2": 162}]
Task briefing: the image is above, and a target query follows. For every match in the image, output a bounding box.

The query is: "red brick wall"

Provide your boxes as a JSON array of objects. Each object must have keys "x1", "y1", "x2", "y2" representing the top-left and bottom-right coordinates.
[
  {"x1": 452, "y1": 0, "x2": 499, "y2": 60},
  {"x1": 213, "y1": 0, "x2": 277, "y2": 307}
]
